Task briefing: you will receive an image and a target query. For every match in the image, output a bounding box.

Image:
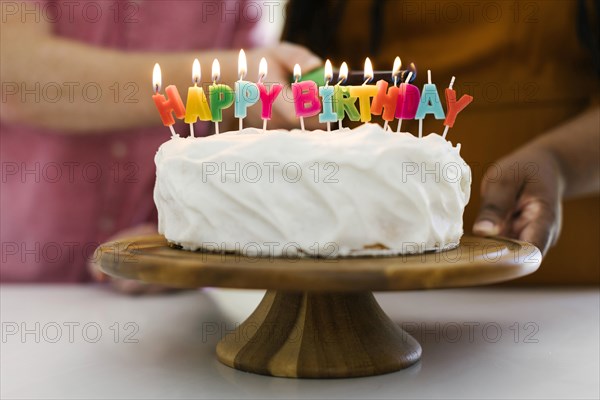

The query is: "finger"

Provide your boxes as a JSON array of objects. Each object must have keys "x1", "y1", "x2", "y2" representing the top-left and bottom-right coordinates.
[
  {"x1": 473, "y1": 168, "x2": 521, "y2": 236},
  {"x1": 517, "y1": 215, "x2": 556, "y2": 256},
  {"x1": 511, "y1": 192, "x2": 561, "y2": 255},
  {"x1": 273, "y1": 42, "x2": 322, "y2": 73}
]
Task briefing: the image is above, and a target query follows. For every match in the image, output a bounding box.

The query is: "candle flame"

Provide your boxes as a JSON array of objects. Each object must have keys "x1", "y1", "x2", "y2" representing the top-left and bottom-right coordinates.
[
  {"x1": 324, "y1": 60, "x2": 333, "y2": 84},
  {"x1": 258, "y1": 57, "x2": 268, "y2": 82},
  {"x1": 401, "y1": 62, "x2": 417, "y2": 83},
  {"x1": 212, "y1": 59, "x2": 220, "y2": 83},
  {"x1": 392, "y1": 56, "x2": 402, "y2": 78},
  {"x1": 152, "y1": 63, "x2": 161, "y2": 93},
  {"x1": 363, "y1": 57, "x2": 373, "y2": 84},
  {"x1": 192, "y1": 59, "x2": 200, "y2": 85},
  {"x1": 293, "y1": 63, "x2": 301, "y2": 82},
  {"x1": 338, "y1": 62, "x2": 348, "y2": 83},
  {"x1": 238, "y1": 49, "x2": 247, "y2": 80}
]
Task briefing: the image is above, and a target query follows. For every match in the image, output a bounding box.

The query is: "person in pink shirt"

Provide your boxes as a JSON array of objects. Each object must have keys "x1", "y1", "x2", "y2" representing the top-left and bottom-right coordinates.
[{"x1": 0, "y1": 1, "x2": 321, "y2": 292}]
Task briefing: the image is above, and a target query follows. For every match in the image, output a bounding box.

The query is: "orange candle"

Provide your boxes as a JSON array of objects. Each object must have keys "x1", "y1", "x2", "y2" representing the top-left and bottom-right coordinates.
[{"x1": 152, "y1": 63, "x2": 185, "y2": 137}]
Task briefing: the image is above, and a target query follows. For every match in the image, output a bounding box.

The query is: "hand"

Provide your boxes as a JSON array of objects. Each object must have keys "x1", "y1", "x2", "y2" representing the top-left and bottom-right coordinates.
[
  {"x1": 472, "y1": 146, "x2": 564, "y2": 255},
  {"x1": 244, "y1": 42, "x2": 322, "y2": 129},
  {"x1": 90, "y1": 223, "x2": 181, "y2": 295}
]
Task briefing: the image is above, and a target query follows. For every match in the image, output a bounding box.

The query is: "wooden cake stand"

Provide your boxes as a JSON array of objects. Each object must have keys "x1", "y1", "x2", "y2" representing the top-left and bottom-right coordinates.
[{"x1": 96, "y1": 235, "x2": 540, "y2": 379}]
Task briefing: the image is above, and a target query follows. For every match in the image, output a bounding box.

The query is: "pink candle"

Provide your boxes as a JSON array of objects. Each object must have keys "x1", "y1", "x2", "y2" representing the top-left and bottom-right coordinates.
[
  {"x1": 256, "y1": 58, "x2": 282, "y2": 131},
  {"x1": 395, "y1": 72, "x2": 420, "y2": 133},
  {"x1": 292, "y1": 64, "x2": 321, "y2": 131}
]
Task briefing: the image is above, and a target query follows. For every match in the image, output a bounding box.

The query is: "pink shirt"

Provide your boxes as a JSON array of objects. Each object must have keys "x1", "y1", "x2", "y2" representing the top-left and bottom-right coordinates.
[{"x1": 1, "y1": 0, "x2": 263, "y2": 282}]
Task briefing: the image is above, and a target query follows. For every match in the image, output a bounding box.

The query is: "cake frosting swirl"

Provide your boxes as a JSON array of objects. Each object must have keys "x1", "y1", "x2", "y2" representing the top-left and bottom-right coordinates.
[{"x1": 154, "y1": 123, "x2": 471, "y2": 257}]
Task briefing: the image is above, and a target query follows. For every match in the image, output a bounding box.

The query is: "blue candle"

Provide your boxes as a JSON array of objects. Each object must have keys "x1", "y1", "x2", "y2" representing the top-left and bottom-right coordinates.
[
  {"x1": 318, "y1": 60, "x2": 337, "y2": 130},
  {"x1": 234, "y1": 50, "x2": 259, "y2": 131},
  {"x1": 415, "y1": 70, "x2": 445, "y2": 137}
]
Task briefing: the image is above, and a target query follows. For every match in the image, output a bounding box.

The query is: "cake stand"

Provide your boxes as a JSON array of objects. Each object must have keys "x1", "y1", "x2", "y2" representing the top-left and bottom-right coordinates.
[{"x1": 96, "y1": 235, "x2": 540, "y2": 378}]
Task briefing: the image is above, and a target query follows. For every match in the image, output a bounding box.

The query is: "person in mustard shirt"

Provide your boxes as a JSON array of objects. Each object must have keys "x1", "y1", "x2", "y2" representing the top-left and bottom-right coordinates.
[{"x1": 283, "y1": 0, "x2": 600, "y2": 284}]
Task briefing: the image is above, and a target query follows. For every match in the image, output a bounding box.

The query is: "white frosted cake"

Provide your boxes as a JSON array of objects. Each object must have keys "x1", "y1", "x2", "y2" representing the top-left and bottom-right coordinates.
[{"x1": 153, "y1": 123, "x2": 471, "y2": 257}]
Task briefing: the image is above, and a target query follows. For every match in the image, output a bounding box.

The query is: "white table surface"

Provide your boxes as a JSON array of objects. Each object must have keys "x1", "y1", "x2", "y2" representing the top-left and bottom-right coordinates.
[{"x1": 1, "y1": 285, "x2": 598, "y2": 400}]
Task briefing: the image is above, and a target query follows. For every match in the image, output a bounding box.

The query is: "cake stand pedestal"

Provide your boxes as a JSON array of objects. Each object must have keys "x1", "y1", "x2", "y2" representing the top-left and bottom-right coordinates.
[{"x1": 96, "y1": 235, "x2": 540, "y2": 378}]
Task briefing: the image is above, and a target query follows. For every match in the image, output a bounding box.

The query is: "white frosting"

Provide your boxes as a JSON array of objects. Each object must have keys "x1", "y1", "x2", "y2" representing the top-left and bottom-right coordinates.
[{"x1": 154, "y1": 123, "x2": 471, "y2": 257}]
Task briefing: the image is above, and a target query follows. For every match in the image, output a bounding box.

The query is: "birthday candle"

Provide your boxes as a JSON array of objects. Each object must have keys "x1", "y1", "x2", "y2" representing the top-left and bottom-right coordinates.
[
  {"x1": 333, "y1": 62, "x2": 360, "y2": 128},
  {"x1": 348, "y1": 58, "x2": 378, "y2": 123},
  {"x1": 152, "y1": 63, "x2": 185, "y2": 137},
  {"x1": 292, "y1": 64, "x2": 321, "y2": 131},
  {"x1": 184, "y1": 59, "x2": 212, "y2": 137},
  {"x1": 396, "y1": 71, "x2": 420, "y2": 133},
  {"x1": 415, "y1": 70, "x2": 445, "y2": 138},
  {"x1": 256, "y1": 57, "x2": 283, "y2": 132},
  {"x1": 372, "y1": 57, "x2": 401, "y2": 131},
  {"x1": 442, "y1": 76, "x2": 474, "y2": 139},
  {"x1": 209, "y1": 59, "x2": 234, "y2": 134},
  {"x1": 318, "y1": 60, "x2": 337, "y2": 132},
  {"x1": 234, "y1": 49, "x2": 259, "y2": 131}
]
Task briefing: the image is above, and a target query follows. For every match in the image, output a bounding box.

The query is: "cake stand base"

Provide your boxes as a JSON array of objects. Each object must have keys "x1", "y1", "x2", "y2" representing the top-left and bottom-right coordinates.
[
  {"x1": 96, "y1": 234, "x2": 541, "y2": 379},
  {"x1": 216, "y1": 290, "x2": 421, "y2": 378}
]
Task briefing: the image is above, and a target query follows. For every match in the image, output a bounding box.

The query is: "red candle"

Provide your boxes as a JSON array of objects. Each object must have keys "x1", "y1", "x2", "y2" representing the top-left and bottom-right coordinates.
[{"x1": 442, "y1": 77, "x2": 474, "y2": 139}]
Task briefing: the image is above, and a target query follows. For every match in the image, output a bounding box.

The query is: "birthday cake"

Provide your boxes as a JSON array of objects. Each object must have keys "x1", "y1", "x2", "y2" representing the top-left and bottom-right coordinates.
[{"x1": 153, "y1": 123, "x2": 471, "y2": 258}]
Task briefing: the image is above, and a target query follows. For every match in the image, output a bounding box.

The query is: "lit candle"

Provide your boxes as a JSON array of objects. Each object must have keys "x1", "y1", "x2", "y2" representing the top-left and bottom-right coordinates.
[
  {"x1": 396, "y1": 71, "x2": 419, "y2": 133},
  {"x1": 256, "y1": 57, "x2": 283, "y2": 132},
  {"x1": 152, "y1": 63, "x2": 185, "y2": 137},
  {"x1": 209, "y1": 59, "x2": 234, "y2": 135},
  {"x1": 234, "y1": 49, "x2": 259, "y2": 131},
  {"x1": 292, "y1": 64, "x2": 321, "y2": 131},
  {"x1": 333, "y1": 62, "x2": 360, "y2": 129},
  {"x1": 348, "y1": 58, "x2": 378, "y2": 123},
  {"x1": 372, "y1": 56, "x2": 400, "y2": 131},
  {"x1": 318, "y1": 60, "x2": 336, "y2": 132},
  {"x1": 442, "y1": 76, "x2": 473, "y2": 139},
  {"x1": 184, "y1": 59, "x2": 212, "y2": 137},
  {"x1": 415, "y1": 70, "x2": 445, "y2": 138}
]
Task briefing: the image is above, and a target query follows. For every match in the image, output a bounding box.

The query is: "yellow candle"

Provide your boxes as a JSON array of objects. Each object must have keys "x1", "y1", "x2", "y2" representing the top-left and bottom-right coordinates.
[
  {"x1": 184, "y1": 59, "x2": 212, "y2": 134},
  {"x1": 348, "y1": 58, "x2": 378, "y2": 122}
]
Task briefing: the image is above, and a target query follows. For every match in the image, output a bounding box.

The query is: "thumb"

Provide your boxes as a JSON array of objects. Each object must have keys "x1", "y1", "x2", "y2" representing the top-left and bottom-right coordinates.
[
  {"x1": 473, "y1": 170, "x2": 520, "y2": 237},
  {"x1": 272, "y1": 42, "x2": 322, "y2": 73}
]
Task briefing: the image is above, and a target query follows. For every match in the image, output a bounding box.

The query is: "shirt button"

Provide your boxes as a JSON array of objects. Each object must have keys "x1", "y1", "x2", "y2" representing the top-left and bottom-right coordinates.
[{"x1": 111, "y1": 141, "x2": 128, "y2": 158}]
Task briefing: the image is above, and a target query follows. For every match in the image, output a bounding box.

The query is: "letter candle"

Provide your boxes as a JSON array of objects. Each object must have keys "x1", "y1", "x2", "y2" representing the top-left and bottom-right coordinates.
[
  {"x1": 152, "y1": 63, "x2": 185, "y2": 137},
  {"x1": 184, "y1": 59, "x2": 212, "y2": 137},
  {"x1": 234, "y1": 49, "x2": 259, "y2": 131},
  {"x1": 333, "y1": 62, "x2": 360, "y2": 129},
  {"x1": 335, "y1": 62, "x2": 348, "y2": 129},
  {"x1": 396, "y1": 71, "x2": 415, "y2": 133},
  {"x1": 373, "y1": 56, "x2": 401, "y2": 131},
  {"x1": 348, "y1": 58, "x2": 378, "y2": 123},
  {"x1": 318, "y1": 60, "x2": 336, "y2": 132},
  {"x1": 415, "y1": 70, "x2": 445, "y2": 138},
  {"x1": 442, "y1": 76, "x2": 473, "y2": 139},
  {"x1": 292, "y1": 64, "x2": 321, "y2": 131},
  {"x1": 256, "y1": 57, "x2": 283, "y2": 132},
  {"x1": 209, "y1": 59, "x2": 234, "y2": 134}
]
